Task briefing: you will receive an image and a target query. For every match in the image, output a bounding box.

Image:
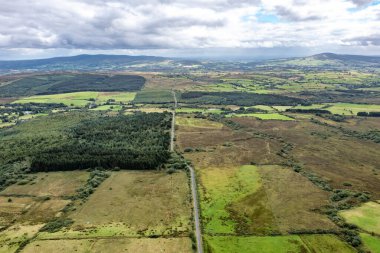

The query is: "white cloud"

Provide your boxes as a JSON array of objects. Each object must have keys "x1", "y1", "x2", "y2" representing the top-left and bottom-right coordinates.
[{"x1": 0, "y1": 0, "x2": 379, "y2": 59}]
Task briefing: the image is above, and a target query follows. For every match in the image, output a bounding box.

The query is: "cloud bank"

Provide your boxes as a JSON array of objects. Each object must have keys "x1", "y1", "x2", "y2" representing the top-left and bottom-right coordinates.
[{"x1": 0, "y1": 0, "x2": 379, "y2": 59}]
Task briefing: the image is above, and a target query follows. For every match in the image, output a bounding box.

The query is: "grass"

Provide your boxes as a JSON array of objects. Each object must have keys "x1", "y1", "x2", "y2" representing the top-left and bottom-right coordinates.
[
  {"x1": 326, "y1": 103, "x2": 380, "y2": 115},
  {"x1": 176, "y1": 116, "x2": 224, "y2": 128},
  {"x1": 1, "y1": 171, "x2": 89, "y2": 197},
  {"x1": 360, "y1": 233, "x2": 380, "y2": 253},
  {"x1": 176, "y1": 107, "x2": 223, "y2": 114},
  {"x1": 91, "y1": 105, "x2": 123, "y2": 111},
  {"x1": 200, "y1": 165, "x2": 261, "y2": 234},
  {"x1": 204, "y1": 234, "x2": 355, "y2": 253},
  {"x1": 65, "y1": 171, "x2": 191, "y2": 237},
  {"x1": 340, "y1": 201, "x2": 380, "y2": 234},
  {"x1": 227, "y1": 113, "x2": 294, "y2": 121},
  {"x1": 23, "y1": 238, "x2": 193, "y2": 253},
  {"x1": 13, "y1": 91, "x2": 98, "y2": 107},
  {"x1": 0, "y1": 224, "x2": 43, "y2": 253},
  {"x1": 133, "y1": 90, "x2": 173, "y2": 104},
  {"x1": 13, "y1": 91, "x2": 136, "y2": 107}
]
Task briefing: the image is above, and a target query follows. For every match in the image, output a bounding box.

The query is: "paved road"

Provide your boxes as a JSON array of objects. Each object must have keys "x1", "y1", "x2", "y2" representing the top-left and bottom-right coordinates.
[{"x1": 171, "y1": 90, "x2": 203, "y2": 253}]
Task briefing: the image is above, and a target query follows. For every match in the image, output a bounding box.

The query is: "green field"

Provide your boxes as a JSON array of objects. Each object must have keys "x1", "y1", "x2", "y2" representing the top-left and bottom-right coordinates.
[
  {"x1": 176, "y1": 116, "x2": 224, "y2": 129},
  {"x1": 200, "y1": 165, "x2": 261, "y2": 234},
  {"x1": 133, "y1": 90, "x2": 173, "y2": 104},
  {"x1": 361, "y1": 233, "x2": 380, "y2": 253},
  {"x1": 204, "y1": 234, "x2": 355, "y2": 253},
  {"x1": 227, "y1": 113, "x2": 294, "y2": 120},
  {"x1": 13, "y1": 91, "x2": 136, "y2": 107},
  {"x1": 176, "y1": 107, "x2": 223, "y2": 114},
  {"x1": 340, "y1": 201, "x2": 380, "y2": 234},
  {"x1": 326, "y1": 103, "x2": 380, "y2": 115},
  {"x1": 91, "y1": 104, "x2": 123, "y2": 111}
]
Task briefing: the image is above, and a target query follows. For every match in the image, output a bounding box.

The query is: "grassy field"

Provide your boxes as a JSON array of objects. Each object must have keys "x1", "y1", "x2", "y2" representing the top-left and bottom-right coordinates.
[
  {"x1": 340, "y1": 201, "x2": 380, "y2": 234},
  {"x1": 227, "y1": 113, "x2": 294, "y2": 121},
  {"x1": 204, "y1": 234, "x2": 355, "y2": 253},
  {"x1": 13, "y1": 91, "x2": 136, "y2": 107},
  {"x1": 176, "y1": 107, "x2": 223, "y2": 114},
  {"x1": 1, "y1": 171, "x2": 89, "y2": 197},
  {"x1": 0, "y1": 224, "x2": 43, "y2": 253},
  {"x1": 200, "y1": 165, "x2": 261, "y2": 234},
  {"x1": 360, "y1": 233, "x2": 380, "y2": 253},
  {"x1": 23, "y1": 237, "x2": 193, "y2": 253},
  {"x1": 176, "y1": 116, "x2": 224, "y2": 128},
  {"x1": 35, "y1": 171, "x2": 192, "y2": 238},
  {"x1": 91, "y1": 104, "x2": 123, "y2": 111},
  {"x1": 326, "y1": 103, "x2": 380, "y2": 115},
  {"x1": 133, "y1": 90, "x2": 173, "y2": 104}
]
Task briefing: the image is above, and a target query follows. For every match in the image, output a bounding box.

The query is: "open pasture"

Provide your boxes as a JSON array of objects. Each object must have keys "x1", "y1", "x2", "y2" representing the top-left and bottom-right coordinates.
[
  {"x1": 176, "y1": 116, "x2": 224, "y2": 129},
  {"x1": 1, "y1": 171, "x2": 89, "y2": 197},
  {"x1": 360, "y1": 233, "x2": 380, "y2": 253},
  {"x1": 231, "y1": 116, "x2": 380, "y2": 198},
  {"x1": 204, "y1": 234, "x2": 355, "y2": 253},
  {"x1": 340, "y1": 201, "x2": 380, "y2": 234},
  {"x1": 0, "y1": 224, "x2": 43, "y2": 253},
  {"x1": 63, "y1": 171, "x2": 191, "y2": 237},
  {"x1": 13, "y1": 91, "x2": 136, "y2": 107},
  {"x1": 22, "y1": 237, "x2": 193, "y2": 253},
  {"x1": 226, "y1": 113, "x2": 294, "y2": 121}
]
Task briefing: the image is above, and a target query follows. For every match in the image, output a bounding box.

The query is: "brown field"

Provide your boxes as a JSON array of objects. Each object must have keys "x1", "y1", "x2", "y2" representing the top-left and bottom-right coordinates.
[
  {"x1": 0, "y1": 224, "x2": 43, "y2": 253},
  {"x1": 142, "y1": 73, "x2": 207, "y2": 91},
  {"x1": 22, "y1": 237, "x2": 193, "y2": 253},
  {"x1": 0, "y1": 196, "x2": 69, "y2": 225},
  {"x1": 1, "y1": 171, "x2": 89, "y2": 197},
  {"x1": 176, "y1": 120, "x2": 283, "y2": 168},
  {"x1": 258, "y1": 166, "x2": 336, "y2": 233},
  {"x1": 231, "y1": 117, "x2": 380, "y2": 198},
  {"x1": 69, "y1": 171, "x2": 191, "y2": 236}
]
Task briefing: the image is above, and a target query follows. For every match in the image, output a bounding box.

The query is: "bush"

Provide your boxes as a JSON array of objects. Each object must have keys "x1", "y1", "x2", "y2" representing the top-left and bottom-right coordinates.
[{"x1": 40, "y1": 218, "x2": 74, "y2": 233}]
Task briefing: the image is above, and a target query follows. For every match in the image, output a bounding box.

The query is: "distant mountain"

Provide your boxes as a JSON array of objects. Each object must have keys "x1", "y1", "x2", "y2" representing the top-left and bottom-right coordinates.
[
  {"x1": 0, "y1": 53, "x2": 379, "y2": 74},
  {"x1": 256, "y1": 53, "x2": 380, "y2": 70},
  {"x1": 311, "y1": 53, "x2": 380, "y2": 63},
  {"x1": 0, "y1": 54, "x2": 178, "y2": 72}
]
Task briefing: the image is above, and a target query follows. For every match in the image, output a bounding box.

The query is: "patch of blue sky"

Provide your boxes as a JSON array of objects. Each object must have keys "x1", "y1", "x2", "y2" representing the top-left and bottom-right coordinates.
[{"x1": 241, "y1": 12, "x2": 279, "y2": 23}]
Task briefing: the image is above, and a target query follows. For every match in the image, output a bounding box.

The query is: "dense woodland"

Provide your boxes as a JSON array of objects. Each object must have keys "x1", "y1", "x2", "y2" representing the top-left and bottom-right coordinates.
[
  {"x1": 180, "y1": 91, "x2": 307, "y2": 106},
  {"x1": 0, "y1": 74, "x2": 145, "y2": 97},
  {"x1": 0, "y1": 112, "x2": 171, "y2": 188},
  {"x1": 31, "y1": 113, "x2": 171, "y2": 171}
]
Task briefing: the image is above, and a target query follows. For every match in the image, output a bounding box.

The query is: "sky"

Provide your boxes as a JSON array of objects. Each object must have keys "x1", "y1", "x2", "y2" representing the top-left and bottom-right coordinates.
[{"x1": 0, "y1": 0, "x2": 379, "y2": 60}]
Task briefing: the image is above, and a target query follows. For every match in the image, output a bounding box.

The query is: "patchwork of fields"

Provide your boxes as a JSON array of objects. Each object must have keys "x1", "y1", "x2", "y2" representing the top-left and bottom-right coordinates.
[{"x1": 0, "y1": 69, "x2": 379, "y2": 253}]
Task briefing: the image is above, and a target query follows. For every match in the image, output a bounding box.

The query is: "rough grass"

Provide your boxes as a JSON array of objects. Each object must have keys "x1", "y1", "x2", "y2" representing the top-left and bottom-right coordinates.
[
  {"x1": 65, "y1": 171, "x2": 191, "y2": 237},
  {"x1": 13, "y1": 91, "x2": 136, "y2": 107},
  {"x1": 0, "y1": 224, "x2": 43, "y2": 253},
  {"x1": 22, "y1": 237, "x2": 193, "y2": 253},
  {"x1": 1, "y1": 171, "x2": 89, "y2": 197},
  {"x1": 340, "y1": 201, "x2": 380, "y2": 234},
  {"x1": 204, "y1": 234, "x2": 355, "y2": 253},
  {"x1": 176, "y1": 107, "x2": 223, "y2": 114},
  {"x1": 326, "y1": 103, "x2": 380, "y2": 115},
  {"x1": 227, "y1": 113, "x2": 294, "y2": 121},
  {"x1": 133, "y1": 90, "x2": 173, "y2": 104},
  {"x1": 176, "y1": 116, "x2": 224, "y2": 128},
  {"x1": 360, "y1": 233, "x2": 380, "y2": 253},
  {"x1": 199, "y1": 165, "x2": 261, "y2": 234}
]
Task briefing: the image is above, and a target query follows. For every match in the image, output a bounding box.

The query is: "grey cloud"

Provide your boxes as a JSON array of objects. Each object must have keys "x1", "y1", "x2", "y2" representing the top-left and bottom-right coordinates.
[
  {"x1": 274, "y1": 6, "x2": 323, "y2": 22},
  {"x1": 350, "y1": 0, "x2": 373, "y2": 6},
  {"x1": 345, "y1": 34, "x2": 380, "y2": 46}
]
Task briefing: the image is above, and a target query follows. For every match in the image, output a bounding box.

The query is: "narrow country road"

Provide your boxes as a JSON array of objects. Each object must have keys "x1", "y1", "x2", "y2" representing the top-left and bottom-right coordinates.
[{"x1": 171, "y1": 90, "x2": 203, "y2": 253}]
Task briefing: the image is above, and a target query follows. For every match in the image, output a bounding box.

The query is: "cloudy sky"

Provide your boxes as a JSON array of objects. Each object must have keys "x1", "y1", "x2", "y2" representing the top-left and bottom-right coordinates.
[{"x1": 0, "y1": 0, "x2": 379, "y2": 60}]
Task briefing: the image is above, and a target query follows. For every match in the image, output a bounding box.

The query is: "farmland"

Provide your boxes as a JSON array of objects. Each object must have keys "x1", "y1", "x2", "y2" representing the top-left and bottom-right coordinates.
[{"x1": 0, "y1": 54, "x2": 379, "y2": 253}]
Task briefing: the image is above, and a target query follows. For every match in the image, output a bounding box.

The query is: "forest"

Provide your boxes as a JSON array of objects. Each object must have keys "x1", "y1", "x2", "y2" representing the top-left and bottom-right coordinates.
[
  {"x1": 0, "y1": 74, "x2": 145, "y2": 97},
  {"x1": 180, "y1": 91, "x2": 307, "y2": 106},
  {"x1": 0, "y1": 112, "x2": 171, "y2": 189}
]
